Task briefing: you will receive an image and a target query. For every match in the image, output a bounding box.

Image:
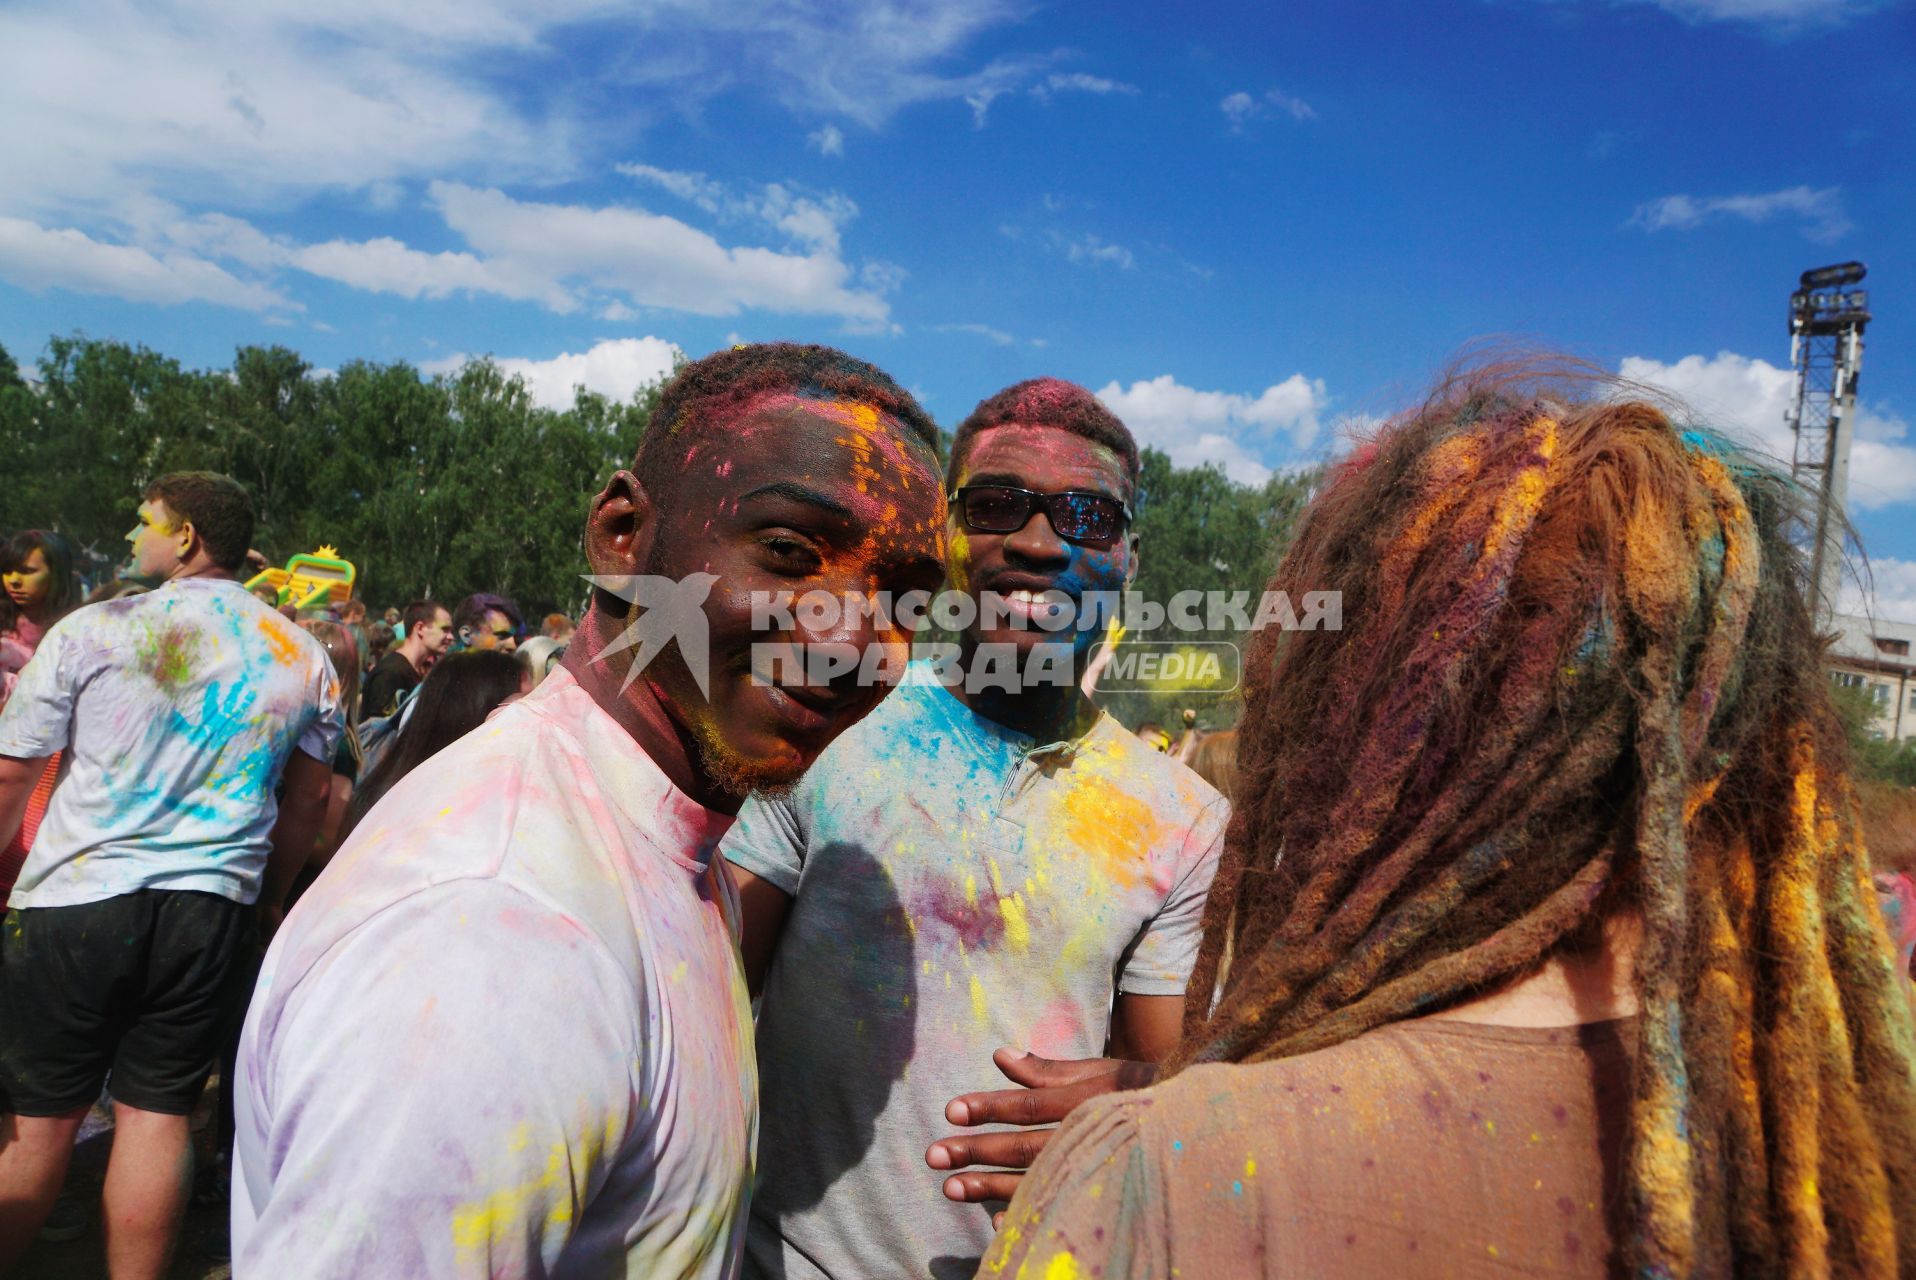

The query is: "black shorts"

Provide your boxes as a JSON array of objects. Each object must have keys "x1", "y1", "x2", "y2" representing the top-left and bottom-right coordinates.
[{"x1": 0, "y1": 889, "x2": 257, "y2": 1116}]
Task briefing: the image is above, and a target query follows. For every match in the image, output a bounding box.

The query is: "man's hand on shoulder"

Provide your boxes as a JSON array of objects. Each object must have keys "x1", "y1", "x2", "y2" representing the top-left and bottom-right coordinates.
[{"x1": 926, "y1": 1047, "x2": 1157, "y2": 1221}]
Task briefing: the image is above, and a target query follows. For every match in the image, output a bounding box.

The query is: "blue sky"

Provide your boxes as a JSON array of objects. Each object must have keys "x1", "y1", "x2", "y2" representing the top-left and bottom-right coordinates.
[{"x1": 3, "y1": 0, "x2": 1913, "y2": 613}]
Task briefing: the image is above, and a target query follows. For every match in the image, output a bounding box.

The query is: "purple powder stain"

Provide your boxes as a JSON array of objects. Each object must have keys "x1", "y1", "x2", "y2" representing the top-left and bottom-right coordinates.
[
  {"x1": 1564, "y1": 1233, "x2": 1583, "y2": 1258},
  {"x1": 906, "y1": 878, "x2": 1005, "y2": 949},
  {"x1": 1551, "y1": 1104, "x2": 1569, "y2": 1125},
  {"x1": 1556, "y1": 1196, "x2": 1576, "y2": 1218}
]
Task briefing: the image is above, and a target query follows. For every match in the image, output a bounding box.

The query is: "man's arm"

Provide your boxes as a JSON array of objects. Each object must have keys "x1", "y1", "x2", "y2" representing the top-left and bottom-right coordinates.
[
  {"x1": 1107, "y1": 993, "x2": 1184, "y2": 1063},
  {"x1": 728, "y1": 864, "x2": 793, "y2": 998},
  {"x1": 258, "y1": 750, "x2": 332, "y2": 936},
  {"x1": 0, "y1": 754, "x2": 50, "y2": 851},
  {"x1": 718, "y1": 791, "x2": 807, "y2": 996}
]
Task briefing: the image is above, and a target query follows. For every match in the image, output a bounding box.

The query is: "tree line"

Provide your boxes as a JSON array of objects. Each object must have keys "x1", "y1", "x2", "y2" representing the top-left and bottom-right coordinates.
[{"x1": 0, "y1": 334, "x2": 1318, "y2": 722}]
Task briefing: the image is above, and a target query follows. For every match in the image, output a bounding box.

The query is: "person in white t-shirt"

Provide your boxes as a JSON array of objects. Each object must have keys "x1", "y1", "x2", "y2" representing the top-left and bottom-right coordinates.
[
  {"x1": 230, "y1": 343, "x2": 949, "y2": 1279},
  {"x1": 0, "y1": 472, "x2": 342, "y2": 1277}
]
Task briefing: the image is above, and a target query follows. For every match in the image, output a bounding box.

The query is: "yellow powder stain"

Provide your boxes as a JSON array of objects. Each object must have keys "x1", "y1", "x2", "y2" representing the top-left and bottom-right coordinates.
[
  {"x1": 1245, "y1": 1156, "x2": 1257, "y2": 1178},
  {"x1": 970, "y1": 974, "x2": 988, "y2": 1025},
  {"x1": 1001, "y1": 894, "x2": 1030, "y2": 953},
  {"x1": 670, "y1": 960, "x2": 688, "y2": 984},
  {"x1": 965, "y1": 874, "x2": 978, "y2": 907},
  {"x1": 257, "y1": 616, "x2": 300, "y2": 666},
  {"x1": 450, "y1": 1140, "x2": 575, "y2": 1257},
  {"x1": 1483, "y1": 1119, "x2": 1497, "y2": 1136},
  {"x1": 986, "y1": 857, "x2": 1006, "y2": 898},
  {"x1": 1530, "y1": 1132, "x2": 1541, "y2": 1144},
  {"x1": 1042, "y1": 1253, "x2": 1085, "y2": 1280},
  {"x1": 1487, "y1": 1244, "x2": 1501, "y2": 1259}
]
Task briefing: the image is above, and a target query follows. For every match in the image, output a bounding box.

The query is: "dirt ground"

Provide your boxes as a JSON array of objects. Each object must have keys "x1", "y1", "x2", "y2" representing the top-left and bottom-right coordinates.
[{"x1": 12, "y1": 1078, "x2": 232, "y2": 1280}]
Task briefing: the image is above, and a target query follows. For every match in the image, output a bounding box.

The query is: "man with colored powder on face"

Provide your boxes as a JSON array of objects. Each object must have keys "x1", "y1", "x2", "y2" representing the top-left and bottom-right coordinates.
[
  {"x1": 230, "y1": 344, "x2": 948, "y2": 1279},
  {"x1": 723, "y1": 378, "x2": 1228, "y2": 1280},
  {"x1": 452, "y1": 591, "x2": 522, "y2": 655},
  {"x1": 0, "y1": 471, "x2": 342, "y2": 1279}
]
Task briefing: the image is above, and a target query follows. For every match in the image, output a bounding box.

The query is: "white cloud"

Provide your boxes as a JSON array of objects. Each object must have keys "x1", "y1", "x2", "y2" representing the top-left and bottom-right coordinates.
[
  {"x1": 423, "y1": 336, "x2": 682, "y2": 411},
  {"x1": 0, "y1": 1, "x2": 571, "y2": 219},
  {"x1": 1839, "y1": 557, "x2": 1916, "y2": 624},
  {"x1": 0, "y1": 1, "x2": 1052, "y2": 221},
  {"x1": 615, "y1": 165, "x2": 860, "y2": 254},
  {"x1": 0, "y1": 1, "x2": 1052, "y2": 309},
  {"x1": 0, "y1": 215, "x2": 292, "y2": 311},
  {"x1": 1032, "y1": 72, "x2": 1139, "y2": 101},
  {"x1": 1633, "y1": 0, "x2": 1882, "y2": 27},
  {"x1": 1096, "y1": 373, "x2": 1330, "y2": 484},
  {"x1": 807, "y1": 124, "x2": 846, "y2": 156},
  {"x1": 290, "y1": 181, "x2": 892, "y2": 325},
  {"x1": 1618, "y1": 351, "x2": 1916, "y2": 511},
  {"x1": 1054, "y1": 232, "x2": 1135, "y2": 270},
  {"x1": 932, "y1": 322, "x2": 1015, "y2": 345},
  {"x1": 289, "y1": 234, "x2": 566, "y2": 309},
  {"x1": 1629, "y1": 185, "x2": 1851, "y2": 242},
  {"x1": 617, "y1": 164, "x2": 728, "y2": 213},
  {"x1": 1221, "y1": 86, "x2": 1317, "y2": 132},
  {"x1": 604, "y1": 3, "x2": 1053, "y2": 129}
]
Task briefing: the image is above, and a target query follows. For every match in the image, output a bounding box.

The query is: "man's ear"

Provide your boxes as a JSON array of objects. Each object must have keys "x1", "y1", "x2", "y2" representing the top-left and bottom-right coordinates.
[
  {"x1": 1123, "y1": 532, "x2": 1141, "y2": 591},
  {"x1": 176, "y1": 517, "x2": 200, "y2": 563},
  {"x1": 585, "y1": 469, "x2": 656, "y2": 578}
]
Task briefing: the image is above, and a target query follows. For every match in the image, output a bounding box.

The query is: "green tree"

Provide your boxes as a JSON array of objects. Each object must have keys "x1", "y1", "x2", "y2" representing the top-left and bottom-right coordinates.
[
  {"x1": 1099, "y1": 450, "x2": 1320, "y2": 729},
  {"x1": 1831, "y1": 680, "x2": 1916, "y2": 787}
]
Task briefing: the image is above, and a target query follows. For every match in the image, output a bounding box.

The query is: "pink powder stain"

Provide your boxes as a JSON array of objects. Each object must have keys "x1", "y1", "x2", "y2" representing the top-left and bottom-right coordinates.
[
  {"x1": 1024, "y1": 996, "x2": 1085, "y2": 1060},
  {"x1": 906, "y1": 878, "x2": 1006, "y2": 950}
]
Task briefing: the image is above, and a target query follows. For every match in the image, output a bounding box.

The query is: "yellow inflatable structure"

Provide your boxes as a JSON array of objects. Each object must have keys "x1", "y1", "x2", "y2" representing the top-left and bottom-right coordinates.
[{"x1": 245, "y1": 545, "x2": 357, "y2": 609}]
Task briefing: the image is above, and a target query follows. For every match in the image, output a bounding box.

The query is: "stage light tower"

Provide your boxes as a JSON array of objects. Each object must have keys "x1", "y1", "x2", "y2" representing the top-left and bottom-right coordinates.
[{"x1": 1786, "y1": 261, "x2": 1870, "y2": 619}]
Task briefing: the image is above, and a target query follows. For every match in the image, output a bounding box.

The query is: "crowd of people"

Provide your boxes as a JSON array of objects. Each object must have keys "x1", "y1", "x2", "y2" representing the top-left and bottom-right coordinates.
[{"x1": 0, "y1": 342, "x2": 1911, "y2": 1279}]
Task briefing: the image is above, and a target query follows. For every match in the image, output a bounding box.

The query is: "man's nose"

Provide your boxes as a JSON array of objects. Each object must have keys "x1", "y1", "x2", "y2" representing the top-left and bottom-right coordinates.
[{"x1": 1002, "y1": 510, "x2": 1069, "y2": 564}]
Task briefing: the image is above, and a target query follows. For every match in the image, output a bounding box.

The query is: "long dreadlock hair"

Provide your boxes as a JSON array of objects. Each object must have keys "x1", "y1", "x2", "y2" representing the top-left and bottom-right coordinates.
[{"x1": 1166, "y1": 368, "x2": 1916, "y2": 1277}]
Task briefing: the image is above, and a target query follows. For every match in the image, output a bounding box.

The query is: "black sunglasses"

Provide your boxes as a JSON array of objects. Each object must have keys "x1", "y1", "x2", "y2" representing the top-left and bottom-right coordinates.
[{"x1": 951, "y1": 485, "x2": 1132, "y2": 546}]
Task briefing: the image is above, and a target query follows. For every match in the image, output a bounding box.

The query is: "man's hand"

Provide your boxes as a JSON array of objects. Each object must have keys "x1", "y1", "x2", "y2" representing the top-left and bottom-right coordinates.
[{"x1": 925, "y1": 1047, "x2": 1157, "y2": 1214}]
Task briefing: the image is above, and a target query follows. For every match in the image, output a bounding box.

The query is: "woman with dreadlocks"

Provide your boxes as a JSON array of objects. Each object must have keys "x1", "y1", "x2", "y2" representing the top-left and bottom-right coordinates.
[{"x1": 974, "y1": 373, "x2": 1916, "y2": 1278}]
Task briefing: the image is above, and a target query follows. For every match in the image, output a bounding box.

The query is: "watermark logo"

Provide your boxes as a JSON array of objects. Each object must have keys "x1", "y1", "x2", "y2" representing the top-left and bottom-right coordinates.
[
  {"x1": 585, "y1": 575, "x2": 1336, "y2": 696},
  {"x1": 1094, "y1": 641, "x2": 1241, "y2": 693},
  {"x1": 587, "y1": 573, "x2": 718, "y2": 696}
]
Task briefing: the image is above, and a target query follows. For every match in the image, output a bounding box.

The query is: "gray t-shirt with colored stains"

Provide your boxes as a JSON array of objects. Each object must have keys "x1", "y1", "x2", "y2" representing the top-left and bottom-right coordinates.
[{"x1": 721, "y1": 664, "x2": 1227, "y2": 1280}]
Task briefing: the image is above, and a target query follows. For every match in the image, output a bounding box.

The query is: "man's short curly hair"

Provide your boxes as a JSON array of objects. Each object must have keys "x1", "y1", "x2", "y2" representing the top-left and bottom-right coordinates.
[
  {"x1": 631, "y1": 343, "x2": 939, "y2": 494},
  {"x1": 948, "y1": 377, "x2": 1140, "y2": 493}
]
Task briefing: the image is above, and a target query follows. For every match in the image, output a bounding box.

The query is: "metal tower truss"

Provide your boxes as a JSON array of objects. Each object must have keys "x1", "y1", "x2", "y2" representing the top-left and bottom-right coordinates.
[{"x1": 1785, "y1": 262, "x2": 1869, "y2": 618}]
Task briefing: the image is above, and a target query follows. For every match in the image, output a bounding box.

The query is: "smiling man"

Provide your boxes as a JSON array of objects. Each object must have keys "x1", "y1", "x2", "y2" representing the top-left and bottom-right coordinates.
[
  {"x1": 722, "y1": 377, "x2": 1228, "y2": 1280},
  {"x1": 230, "y1": 345, "x2": 947, "y2": 1279}
]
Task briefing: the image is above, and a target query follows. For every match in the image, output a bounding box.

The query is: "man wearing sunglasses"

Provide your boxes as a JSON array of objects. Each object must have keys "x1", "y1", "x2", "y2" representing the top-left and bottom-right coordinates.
[{"x1": 723, "y1": 377, "x2": 1227, "y2": 1280}]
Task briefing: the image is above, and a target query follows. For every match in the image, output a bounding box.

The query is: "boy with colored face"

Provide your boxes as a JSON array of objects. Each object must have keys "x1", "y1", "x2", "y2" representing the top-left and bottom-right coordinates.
[
  {"x1": 723, "y1": 378, "x2": 1227, "y2": 1280},
  {"x1": 231, "y1": 345, "x2": 947, "y2": 1279}
]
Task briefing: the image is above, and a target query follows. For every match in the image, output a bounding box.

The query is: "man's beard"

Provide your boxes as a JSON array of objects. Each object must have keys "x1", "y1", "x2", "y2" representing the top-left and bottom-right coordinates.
[{"x1": 689, "y1": 722, "x2": 803, "y2": 802}]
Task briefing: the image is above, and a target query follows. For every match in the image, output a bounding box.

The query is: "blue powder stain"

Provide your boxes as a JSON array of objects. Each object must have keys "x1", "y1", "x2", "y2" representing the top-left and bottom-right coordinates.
[
  {"x1": 1172, "y1": 1139, "x2": 1183, "y2": 1152},
  {"x1": 1679, "y1": 429, "x2": 1732, "y2": 457},
  {"x1": 1232, "y1": 1180, "x2": 1243, "y2": 1195}
]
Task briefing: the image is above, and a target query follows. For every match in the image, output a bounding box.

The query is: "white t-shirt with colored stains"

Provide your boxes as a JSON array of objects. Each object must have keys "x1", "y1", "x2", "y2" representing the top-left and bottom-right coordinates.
[
  {"x1": 232, "y1": 667, "x2": 758, "y2": 1280},
  {"x1": 721, "y1": 664, "x2": 1227, "y2": 1280},
  {"x1": 0, "y1": 577, "x2": 342, "y2": 909}
]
